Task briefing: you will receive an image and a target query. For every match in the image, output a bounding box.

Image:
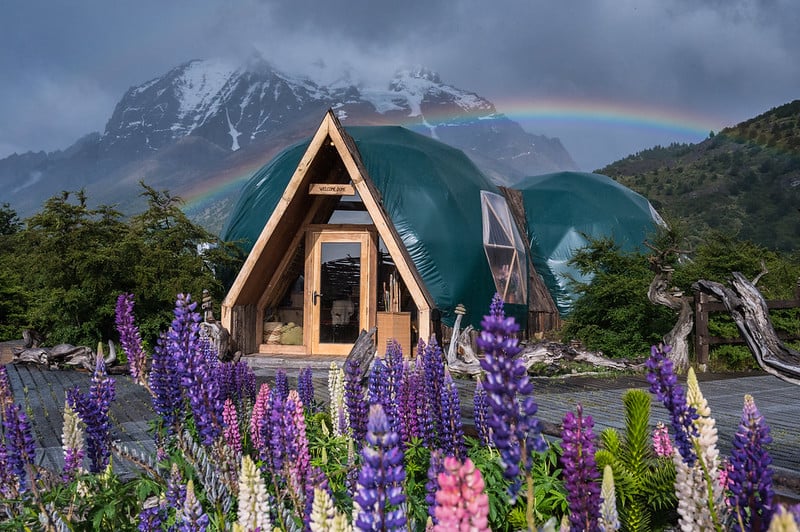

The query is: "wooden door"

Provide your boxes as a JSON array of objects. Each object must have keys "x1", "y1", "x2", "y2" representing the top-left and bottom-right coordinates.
[{"x1": 305, "y1": 226, "x2": 377, "y2": 355}]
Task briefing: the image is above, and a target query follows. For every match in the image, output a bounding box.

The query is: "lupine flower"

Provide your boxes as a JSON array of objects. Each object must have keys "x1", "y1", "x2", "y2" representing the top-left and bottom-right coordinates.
[
  {"x1": 397, "y1": 360, "x2": 422, "y2": 444},
  {"x1": 250, "y1": 383, "x2": 271, "y2": 453},
  {"x1": 298, "y1": 366, "x2": 315, "y2": 414},
  {"x1": 477, "y1": 293, "x2": 546, "y2": 501},
  {"x1": 353, "y1": 404, "x2": 407, "y2": 531},
  {"x1": 2, "y1": 402, "x2": 36, "y2": 492},
  {"x1": 598, "y1": 465, "x2": 620, "y2": 532},
  {"x1": 728, "y1": 394, "x2": 774, "y2": 531},
  {"x1": 222, "y1": 398, "x2": 242, "y2": 457},
  {"x1": 767, "y1": 506, "x2": 800, "y2": 532},
  {"x1": 561, "y1": 404, "x2": 600, "y2": 532},
  {"x1": 368, "y1": 359, "x2": 390, "y2": 415},
  {"x1": 238, "y1": 454, "x2": 272, "y2": 532},
  {"x1": 473, "y1": 379, "x2": 490, "y2": 446},
  {"x1": 170, "y1": 296, "x2": 223, "y2": 446},
  {"x1": 61, "y1": 399, "x2": 85, "y2": 481},
  {"x1": 268, "y1": 389, "x2": 311, "y2": 510},
  {"x1": 275, "y1": 369, "x2": 289, "y2": 401},
  {"x1": 426, "y1": 450, "x2": 445, "y2": 521},
  {"x1": 440, "y1": 373, "x2": 466, "y2": 460},
  {"x1": 67, "y1": 352, "x2": 115, "y2": 473},
  {"x1": 0, "y1": 366, "x2": 13, "y2": 423},
  {"x1": 149, "y1": 332, "x2": 184, "y2": 432},
  {"x1": 115, "y1": 293, "x2": 148, "y2": 386},
  {"x1": 328, "y1": 363, "x2": 349, "y2": 437},
  {"x1": 138, "y1": 501, "x2": 168, "y2": 532},
  {"x1": 645, "y1": 344, "x2": 698, "y2": 466},
  {"x1": 345, "y1": 358, "x2": 368, "y2": 445},
  {"x1": 310, "y1": 486, "x2": 353, "y2": 532},
  {"x1": 674, "y1": 367, "x2": 723, "y2": 531},
  {"x1": 652, "y1": 422, "x2": 673, "y2": 458},
  {"x1": 175, "y1": 479, "x2": 209, "y2": 532},
  {"x1": 421, "y1": 337, "x2": 446, "y2": 450},
  {"x1": 218, "y1": 360, "x2": 257, "y2": 409},
  {"x1": 0, "y1": 443, "x2": 18, "y2": 498},
  {"x1": 433, "y1": 456, "x2": 490, "y2": 531}
]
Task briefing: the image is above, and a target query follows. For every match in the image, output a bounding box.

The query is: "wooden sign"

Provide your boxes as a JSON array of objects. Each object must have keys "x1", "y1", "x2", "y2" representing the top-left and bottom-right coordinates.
[{"x1": 309, "y1": 183, "x2": 355, "y2": 195}]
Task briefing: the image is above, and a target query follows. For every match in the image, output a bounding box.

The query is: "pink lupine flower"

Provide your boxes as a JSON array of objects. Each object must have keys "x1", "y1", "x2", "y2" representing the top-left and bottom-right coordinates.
[
  {"x1": 222, "y1": 398, "x2": 242, "y2": 456},
  {"x1": 653, "y1": 422, "x2": 673, "y2": 458},
  {"x1": 433, "y1": 456, "x2": 490, "y2": 532},
  {"x1": 249, "y1": 383, "x2": 270, "y2": 452}
]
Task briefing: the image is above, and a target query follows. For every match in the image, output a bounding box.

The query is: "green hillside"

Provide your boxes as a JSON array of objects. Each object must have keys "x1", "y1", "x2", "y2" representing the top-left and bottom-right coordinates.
[{"x1": 600, "y1": 100, "x2": 800, "y2": 251}]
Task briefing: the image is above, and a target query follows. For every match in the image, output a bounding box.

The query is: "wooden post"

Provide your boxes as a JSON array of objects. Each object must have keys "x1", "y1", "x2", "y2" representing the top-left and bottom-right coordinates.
[{"x1": 694, "y1": 291, "x2": 710, "y2": 369}]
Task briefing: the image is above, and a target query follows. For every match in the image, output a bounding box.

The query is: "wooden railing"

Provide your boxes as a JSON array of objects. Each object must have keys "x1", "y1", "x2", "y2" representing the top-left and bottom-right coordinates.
[{"x1": 694, "y1": 287, "x2": 800, "y2": 366}]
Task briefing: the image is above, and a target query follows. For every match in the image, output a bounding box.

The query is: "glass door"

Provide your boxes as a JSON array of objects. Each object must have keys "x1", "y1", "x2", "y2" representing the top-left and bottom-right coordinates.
[{"x1": 306, "y1": 226, "x2": 376, "y2": 355}]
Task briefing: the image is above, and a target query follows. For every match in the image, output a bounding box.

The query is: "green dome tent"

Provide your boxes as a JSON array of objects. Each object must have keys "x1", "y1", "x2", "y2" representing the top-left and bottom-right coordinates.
[
  {"x1": 222, "y1": 125, "x2": 524, "y2": 329},
  {"x1": 512, "y1": 171, "x2": 664, "y2": 314}
]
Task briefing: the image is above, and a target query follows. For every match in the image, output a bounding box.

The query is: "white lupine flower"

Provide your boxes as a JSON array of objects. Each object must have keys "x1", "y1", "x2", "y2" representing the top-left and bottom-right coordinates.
[
  {"x1": 673, "y1": 368, "x2": 724, "y2": 531},
  {"x1": 599, "y1": 465, "x2": 620, "y2": 531},
  {"x1": 328, "y1": 362, "x2": 349, "y2": 437},
  {"x1": 237, "y1": 455, "x2": 272, "y2": 532},
  {"x1": 62, "y1": 400, "x2": 84, "y2": 451},
  {"x1": 310, "y1": 487, "x2": 353, "y2": 532}
]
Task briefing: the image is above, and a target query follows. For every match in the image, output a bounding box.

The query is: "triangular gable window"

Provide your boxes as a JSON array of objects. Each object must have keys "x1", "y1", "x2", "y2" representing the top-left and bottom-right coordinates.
[{"x1": 480, "y1": 191, "x2": 527, "y2": 305}]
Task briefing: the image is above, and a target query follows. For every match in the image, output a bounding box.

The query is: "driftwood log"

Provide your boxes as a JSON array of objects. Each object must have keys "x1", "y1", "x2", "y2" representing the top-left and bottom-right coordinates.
[
  {"x1": 518, "y1": 341, "x2": 640, "y2": 372},
  {"x1": 646, "y1": 238, "x2": 693, "y2": 372},
  {"x1": 345, "y1": 327, "x2": 377, "y2": 382},
  {"x1": 693, "y1": 272, "x2": 800, "y2": 385},
  {"x1": 13, "y1": 341, "x2": 118, "y2": 371},
  {"x1": 446, "y1": 325, "x2": 482, "y2": 377}
]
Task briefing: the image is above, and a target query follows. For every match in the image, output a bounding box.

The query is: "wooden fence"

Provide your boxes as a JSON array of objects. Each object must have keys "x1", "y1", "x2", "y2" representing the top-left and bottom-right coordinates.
[{"x1": 694, "y1": 285, "x2": 800, "y2": 366}]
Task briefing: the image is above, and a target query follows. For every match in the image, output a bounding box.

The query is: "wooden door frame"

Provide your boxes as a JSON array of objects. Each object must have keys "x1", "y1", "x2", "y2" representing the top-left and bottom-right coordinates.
[{"x1": 304, "y1": 224, "x2": 377, "y2": 354}]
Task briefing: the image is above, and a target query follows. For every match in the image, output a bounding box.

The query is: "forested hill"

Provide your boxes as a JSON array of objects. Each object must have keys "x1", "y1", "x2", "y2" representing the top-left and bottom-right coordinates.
[{"x1": 600, "y1": 100, "x2": 800, "y2": 252}]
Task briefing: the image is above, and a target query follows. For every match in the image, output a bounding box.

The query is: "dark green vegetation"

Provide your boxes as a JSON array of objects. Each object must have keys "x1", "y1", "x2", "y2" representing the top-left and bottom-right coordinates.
[
  {"x1": 0, "y1": 184, "x2": 243, "y2": 347},
  {"x1": 601, "y1": 100, "x2": 800, "y2": 252},
  {"x1": 562, "y1": 228, "x2": 800, "y2": 367}
]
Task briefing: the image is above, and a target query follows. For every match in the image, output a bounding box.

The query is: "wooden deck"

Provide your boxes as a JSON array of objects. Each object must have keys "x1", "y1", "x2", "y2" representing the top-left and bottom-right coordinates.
[{"x1": 6, "y1": 357, "x2": 800, "y2": 499}]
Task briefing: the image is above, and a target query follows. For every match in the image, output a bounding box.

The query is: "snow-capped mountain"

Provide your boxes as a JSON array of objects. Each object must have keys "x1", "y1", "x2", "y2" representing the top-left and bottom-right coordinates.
[{"x1": 0, "y1": 55, "x2": 577, "y2": 232}]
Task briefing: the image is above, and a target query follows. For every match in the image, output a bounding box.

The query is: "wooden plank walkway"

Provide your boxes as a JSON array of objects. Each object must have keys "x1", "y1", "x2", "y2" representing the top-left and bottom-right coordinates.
[{"x1": 6, "y1": 358, "x2": 800, "y2": 499}]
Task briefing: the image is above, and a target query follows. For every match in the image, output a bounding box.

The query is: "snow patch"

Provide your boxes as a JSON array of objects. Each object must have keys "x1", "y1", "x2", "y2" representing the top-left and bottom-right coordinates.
[{"x1": 225, "y1": 108, "x2": 241, "y2": 151}]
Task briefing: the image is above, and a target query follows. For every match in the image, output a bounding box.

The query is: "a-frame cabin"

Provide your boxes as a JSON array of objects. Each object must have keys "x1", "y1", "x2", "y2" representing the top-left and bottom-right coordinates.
[{"x1": 221, "y1": 110, "x2": 438, "y2": 356}]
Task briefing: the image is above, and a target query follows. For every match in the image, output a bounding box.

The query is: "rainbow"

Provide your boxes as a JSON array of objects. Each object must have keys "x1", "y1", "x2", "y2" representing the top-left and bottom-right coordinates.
[{"x1": 181, "y1": 98, "x2": 732, "y2": 220}]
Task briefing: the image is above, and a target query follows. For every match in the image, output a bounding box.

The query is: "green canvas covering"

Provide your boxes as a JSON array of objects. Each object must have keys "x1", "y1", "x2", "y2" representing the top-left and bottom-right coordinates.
[
  {"x1": 222, "y1": 125, "x2": 517, "y2": 329},
  {"x1": 514, "y1": 171, "x2": 663, "y2": 315}
]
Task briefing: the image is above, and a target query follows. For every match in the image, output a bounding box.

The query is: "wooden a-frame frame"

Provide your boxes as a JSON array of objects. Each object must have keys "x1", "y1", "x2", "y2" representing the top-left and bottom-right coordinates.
[{"x1": 221, "y1": 110, "x2": 435, "y2": 355}]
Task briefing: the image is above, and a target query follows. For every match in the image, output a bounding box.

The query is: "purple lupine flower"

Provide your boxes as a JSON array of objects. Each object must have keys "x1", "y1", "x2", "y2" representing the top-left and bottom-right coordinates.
[
  {"x1": 2, "y1": 403, "x2": 36, "y2": 492},
  {"x1": 222, "y1": 398, "x2": 242, "y2": 456},
  {"x1": 115, "y1": 293, "x2": 148, "y2": 386},
  {"x1": 727, "y1": 394, "x2": 774, "y2": 531},
  {"x1": 166, "y1": 463, "x2": 188, "y2": 507},
  {"x1": 180, "y1": 337, "x2": 224, "y2": 446},
  {"x1": 170, "y1": 295, "x2": 223, "y2": 446},
  {"x1": 176, "y1": 479, "x2": 209, "y2": 532},
  {"x1": 0, "y1": 443, "x2": 17, "y2": 498},
  {"x1": 397, "y1": 360, "x2": 422, "y2": 444},
  {"x1": 274, "y1": 369, "x2": 289, "y2": 401},
  {"x1": 441, "y1": 373, "x2": 466, "y2": 460},
  {"x1": 0, "y1": 366, "x2": 13, "y2": 422},
  {"x1": 426, "y1": 449, "x2": 445, "y2": 521},
  {"x1": 298, "y1": 366, "x2": 315, "y2": 414},
  {"x1": 345, "y1": 358, "x2": 368, "y2": 445},
  {"x1": 368, "y1": 358, "x2": 397, "y2": 432},
  {"x1": 477, "y1": 294, "x2": 546, "y2": 501},
  {"x1": 384, "y1": 341, "x2": 404, "y2": 423},
  {"x1": 267, "y1": 390, "x2": 311, "y2": 515},
  {"x1": 353, "y1": 404, "x2": 407, "y2": 531},
  {"x1": 561, "y1": 404, "x2": 601, "y2": 532},
  {"x1": 138, "y1": 504, "x2": 167, "y2": 531},
  {"x1": 149, "y1": 332, "x2": 184, "y2": 432},
  {"x1": 421, "y1": 337, "x2": 446, "y2": 450},
  {"x1": 645, "y1": 344, "x2": 698, "y2": 467},
  {"x1": 67, "y1": 352, "x2": 115, "y2": 474},
  {"x1": 473, "y1": 379, "x2": 490, "y2": 446}
]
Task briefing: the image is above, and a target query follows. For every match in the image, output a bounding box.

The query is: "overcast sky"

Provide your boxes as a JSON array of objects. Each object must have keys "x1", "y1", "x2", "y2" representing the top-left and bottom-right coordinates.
[{"x1": 1, "y1": 0, "x2": 798, "y2": 170}]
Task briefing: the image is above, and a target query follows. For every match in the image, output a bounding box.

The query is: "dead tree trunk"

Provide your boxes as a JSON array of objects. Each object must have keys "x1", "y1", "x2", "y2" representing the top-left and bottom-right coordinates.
[
  {"x1": 648, "y1": 263, "x2": 693, "y2": 372},
  {"x1": 693, "y1": 272, "x2": 800, "y2": 386}
]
